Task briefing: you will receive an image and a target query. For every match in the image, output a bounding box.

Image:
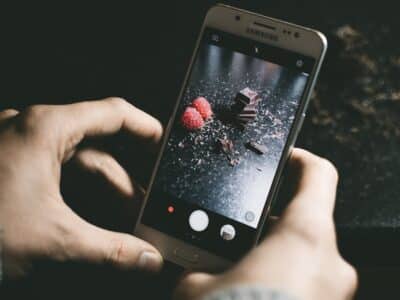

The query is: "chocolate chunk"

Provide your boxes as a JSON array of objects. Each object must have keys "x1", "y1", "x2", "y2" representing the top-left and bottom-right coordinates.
[
  {"x1": 231, "y1": 88, "x2": 260, "y2": 128},
  {"x1": 228, "y1": 157, "x2": 240, "y2": 166},
  {"x1": 235, "y1": 87, "x2": 259, "y2": 104},
  {"x1": 242, "y1": 107, "x2": 257, "y2": 114},
  {"x1": 246, "y1": 141, "x2": 268, "y2": 155},
  {"x1": 231, "y1": 101, "x2": 246, "y2": 113},
  {"x1": 236, "y1": 119, "x2": 249, "y2": 126}
]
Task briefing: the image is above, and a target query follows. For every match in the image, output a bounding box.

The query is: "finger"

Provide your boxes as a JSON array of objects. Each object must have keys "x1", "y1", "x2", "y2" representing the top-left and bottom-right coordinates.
[
  {"x1": 66, "y1": 212, "x2": 163, "y2": 272},
  {"x1": 259, "y1": 215, "x2": 280, "y2": 240},
  {"x1": 0, "y1": 108, "x2": 19, "y2": 123},
  {"x1": 73, "y1": 148, "x2": 139, "y2": 198},
  {"x1": 174, "y1": 272, "x2": 215, "y2": 300},
  {"x1": 280, "y1": 148, "x2": 339, "y2": 225},
  {"x1": 58, "y1": 98, "x2": 163, "y2": 157}
]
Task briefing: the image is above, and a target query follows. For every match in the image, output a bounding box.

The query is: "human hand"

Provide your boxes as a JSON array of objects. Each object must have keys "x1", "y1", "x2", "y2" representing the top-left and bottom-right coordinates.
[
  {"x1": 0, "y1": 98, "x2": 164, "y2": 279},
  {"x1": 174, "y1": 149, "x2": 357, "y2": 300}
]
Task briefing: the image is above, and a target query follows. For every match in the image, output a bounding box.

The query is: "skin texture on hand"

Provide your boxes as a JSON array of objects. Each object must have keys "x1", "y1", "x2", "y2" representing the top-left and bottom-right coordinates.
[
  {"x1": 0, "y1": 98, "x2": 164, "y2": 279},
  {"x1": 174, "y1": 149, "x2": 358, "y2": 300}
]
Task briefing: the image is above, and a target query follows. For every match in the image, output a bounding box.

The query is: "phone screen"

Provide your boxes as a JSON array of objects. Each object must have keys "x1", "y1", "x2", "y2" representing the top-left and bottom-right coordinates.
[{"x1": 142, "y1": 28, "x2": 315, "y2": 260}]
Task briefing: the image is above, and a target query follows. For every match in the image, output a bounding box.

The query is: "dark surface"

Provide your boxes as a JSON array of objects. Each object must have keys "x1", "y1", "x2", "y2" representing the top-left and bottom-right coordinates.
[{"x1": 0, "y1": 1, "x2": 399, "y2": 299}]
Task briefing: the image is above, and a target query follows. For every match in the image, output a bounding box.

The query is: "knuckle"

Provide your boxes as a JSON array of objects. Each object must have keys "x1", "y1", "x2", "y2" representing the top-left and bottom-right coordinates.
[
  {"x1": 339, "y1": 261, "x2": 358, "y2": 290},
  {"x1": 285, "y1": 215, "x2": 335, "y2": 246},
  {"x1": 18, "y1": 105, "x2": 56, "y2": 135},
  {"x1": 50, "y1": 215, "x2": 81, "y2": 262},
  {"x1": 106, "y1": 97, "x2": 129, "y2": 110},
  {"x1": 106, "y1": 238, "x2": 126, "y2": 266},
  {"x1": 316, "y1": 157, "x2": 339, "y2": 182}
]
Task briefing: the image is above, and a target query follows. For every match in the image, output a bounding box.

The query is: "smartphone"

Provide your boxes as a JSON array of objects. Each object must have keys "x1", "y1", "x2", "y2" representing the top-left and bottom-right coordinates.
[{"x1": 135, "y1": 4, "x2": 327, "y2": 272}]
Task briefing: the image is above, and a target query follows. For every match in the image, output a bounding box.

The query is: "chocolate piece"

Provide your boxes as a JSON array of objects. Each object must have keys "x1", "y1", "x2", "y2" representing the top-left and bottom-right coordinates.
[
  {"x1": 231, "y1": 101, "x2": 247, "y2": 113},
  {"x1": 237, "y1": 113, "x2": 257, "y2": 118},
  {"x1": 246, "y1": 141, "x2": 268, "y2": 155},
  {"x1": 242, "y1": 107, "x2": 257, "y2": 114},
  {"x1": 231, "y1": 87, "x2": 260, "y2": 128},
  {"x1": 236, "y1": 119, "x2": 249, "y2": 126},
  {"x1": 235, "y1": 87, "x2": 260, "y2": 105}
]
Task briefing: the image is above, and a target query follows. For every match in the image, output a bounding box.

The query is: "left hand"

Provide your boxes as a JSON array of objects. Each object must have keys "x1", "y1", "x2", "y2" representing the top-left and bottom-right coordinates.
[{"x1": 0, "y1": 98, "x2": 164, "y2": 279}]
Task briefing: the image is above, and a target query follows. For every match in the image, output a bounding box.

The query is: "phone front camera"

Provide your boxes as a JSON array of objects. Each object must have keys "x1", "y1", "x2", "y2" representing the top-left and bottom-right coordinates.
[
  {"x1": 235, "y1": 15, "x2": 241, "y2": 21},
  {"x1": 294, "y1": 32, "x2": 300, "y2": 38}
]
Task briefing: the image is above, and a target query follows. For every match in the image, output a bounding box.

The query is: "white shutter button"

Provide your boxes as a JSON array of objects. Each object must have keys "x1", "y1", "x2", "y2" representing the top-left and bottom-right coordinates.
[{"x1": 189, "y1": 210, "x2": 209, "y2": 232}]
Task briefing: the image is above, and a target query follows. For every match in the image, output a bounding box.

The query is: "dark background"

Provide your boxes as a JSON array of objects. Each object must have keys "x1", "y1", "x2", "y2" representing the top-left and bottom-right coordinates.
[{"x1": 0, "y1": 1, "x2": 399, "y2": 299}]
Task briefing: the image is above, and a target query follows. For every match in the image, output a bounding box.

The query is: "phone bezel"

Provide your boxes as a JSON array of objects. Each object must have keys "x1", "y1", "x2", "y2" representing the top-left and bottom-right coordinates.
[{"x1": 135, "y1": 4, "x2": 327, "y2": 272}]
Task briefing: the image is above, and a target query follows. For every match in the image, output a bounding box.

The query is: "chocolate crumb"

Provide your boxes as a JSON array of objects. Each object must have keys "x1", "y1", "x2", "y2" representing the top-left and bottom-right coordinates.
[
  {"x1": 218, "y1": 138, "x2": 234, "y2": 154},
  {"x1": 229, "y1": 157, "x2": 240, "y2": 166}
]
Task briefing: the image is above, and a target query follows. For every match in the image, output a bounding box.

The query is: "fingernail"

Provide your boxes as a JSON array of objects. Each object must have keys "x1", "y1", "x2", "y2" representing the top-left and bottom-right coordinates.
[{"x1": 137, "y1": 251, "x2": 163, "y2": 272}]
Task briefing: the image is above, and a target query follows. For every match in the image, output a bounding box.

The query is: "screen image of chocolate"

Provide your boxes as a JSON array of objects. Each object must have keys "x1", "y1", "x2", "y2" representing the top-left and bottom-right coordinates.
[
  {"x1": 246, "y1": 141, "x2": 268, "y2": 155},
  {"x1": 238, "y1": 113, "x2": 257, "y2": 119},
  {"x1": 232, "y1": 87, "x2": 260, "y2": 127},
  {"x1": 236, "y1": 87, "x2": 260, "y2": 104},
  {"x1": 242, "y1": 105, "x2": 257, "y2": 114}
]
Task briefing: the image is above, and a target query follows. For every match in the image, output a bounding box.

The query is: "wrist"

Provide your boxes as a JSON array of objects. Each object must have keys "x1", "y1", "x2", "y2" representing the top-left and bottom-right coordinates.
[{"x1": 0, "y1": 227, "x2": 3, "y2": 284}]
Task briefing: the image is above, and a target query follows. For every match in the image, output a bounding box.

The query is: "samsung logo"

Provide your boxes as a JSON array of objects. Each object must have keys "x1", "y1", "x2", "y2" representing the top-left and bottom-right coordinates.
[{"x1": 246, "y1": 27, "x2": 278, "y2": 42}]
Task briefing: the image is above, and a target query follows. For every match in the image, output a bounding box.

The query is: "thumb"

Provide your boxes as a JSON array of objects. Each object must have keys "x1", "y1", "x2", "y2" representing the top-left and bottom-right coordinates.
[
  {"x1": 174, "y1": 273, "x2": 215, "y2": 300},
  {"x1": 66, "y1": 214, "x2": 163, "y2": 273}
]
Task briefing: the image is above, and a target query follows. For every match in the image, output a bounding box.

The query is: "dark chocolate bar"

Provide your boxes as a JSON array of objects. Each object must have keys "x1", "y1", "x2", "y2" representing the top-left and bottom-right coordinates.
[
  {"x1": 237, "y1": 113, "x2": 257, "y2": 118},
  {"x1": 235, "y1": 87, "x2": 259, "y2": 104},
  {"x1": 246, "y1": 141, "x2": 268, "y2": 155},
  {"x1": 231, "y1": 101, "x2": 247, "y2": 113}
]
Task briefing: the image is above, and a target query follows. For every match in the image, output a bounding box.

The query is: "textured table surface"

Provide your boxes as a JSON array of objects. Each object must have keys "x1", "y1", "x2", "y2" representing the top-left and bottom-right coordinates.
[{"x1": 1, "y1": 0, "x2": 399, "y2": 267}]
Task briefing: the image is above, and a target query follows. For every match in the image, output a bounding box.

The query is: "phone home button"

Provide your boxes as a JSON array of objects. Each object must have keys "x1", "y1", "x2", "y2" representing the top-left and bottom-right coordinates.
[{"x1": 174, "y1": 248, "x2": 199, "y2": 264}]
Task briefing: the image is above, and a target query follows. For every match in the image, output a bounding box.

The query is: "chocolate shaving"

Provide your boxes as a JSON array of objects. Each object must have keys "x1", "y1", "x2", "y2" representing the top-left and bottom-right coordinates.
[
  {"x1": 218, "y1": 138, "x2": 234, "y2": 155},
  {"x1": 246, "y1": 141, "x2": 268, "y2": 155}
]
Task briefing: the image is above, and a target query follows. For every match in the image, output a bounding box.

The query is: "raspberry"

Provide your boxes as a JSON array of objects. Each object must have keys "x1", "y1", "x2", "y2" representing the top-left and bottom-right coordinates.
[
  {"x1": 181, "y1": 107, "x2": 204, "y2": 130},
  {"x1": 192, "y1": 97, "x2": 213, "y2": 120}
]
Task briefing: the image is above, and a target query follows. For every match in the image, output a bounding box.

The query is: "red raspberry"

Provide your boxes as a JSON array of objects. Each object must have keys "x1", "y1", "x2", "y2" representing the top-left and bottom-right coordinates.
[
  {"x1": 192, "y1": 97, "x2": 213, "y2": 120},
  {"x1": 181, "y1": 107, "x2": 204, "y2": 130}
]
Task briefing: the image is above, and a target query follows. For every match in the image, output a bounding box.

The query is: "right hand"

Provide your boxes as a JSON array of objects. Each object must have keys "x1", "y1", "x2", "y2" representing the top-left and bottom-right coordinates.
[{"x1": 175, "y1": 149, "x2": 358, "y2": 300}]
